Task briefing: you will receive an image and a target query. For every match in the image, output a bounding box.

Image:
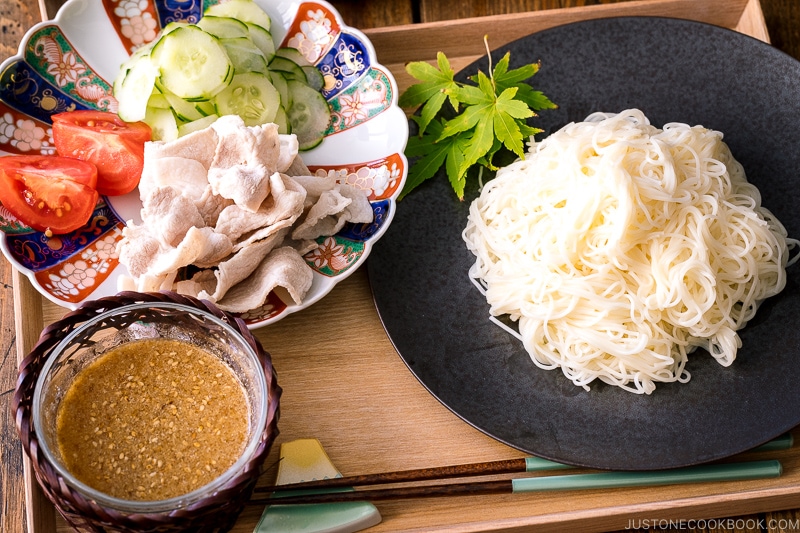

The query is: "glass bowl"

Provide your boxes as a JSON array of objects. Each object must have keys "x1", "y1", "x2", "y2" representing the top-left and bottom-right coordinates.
[{"x1": 14, "y1": 291, "x2": 281, "y2": 531}]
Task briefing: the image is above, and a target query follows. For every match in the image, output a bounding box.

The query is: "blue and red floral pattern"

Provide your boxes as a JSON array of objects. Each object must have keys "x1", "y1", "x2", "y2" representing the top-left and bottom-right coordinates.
[{"x1": 0, "y1": 0, "x2": 407, "y2": 326}]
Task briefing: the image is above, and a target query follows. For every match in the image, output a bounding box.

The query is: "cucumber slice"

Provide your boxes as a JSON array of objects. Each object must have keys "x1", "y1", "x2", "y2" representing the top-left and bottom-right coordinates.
[
  {"x1": 144, "y1": 107, "x2": 179, "y2": 142},
  {"x1": 268, "y1": 70, "x2": 290, "y2": 108},
  {"x1": 147, "y1": 92, "x2": 171, "y2": 109},
  {"x1": 151, "y1": 25, "x2": 233, "y2": 101},
  {"x1": 221, "y1": 37, "x2": 268, "y2": 74},
  {"x1": 162, "y1": 91, "x2": 204, "y2": 122},
  {"x1": 247, "y1": 22, "x2": 275, "y2": 62},
  {"x1": 113, "y1": 44, "x2": 149, "y2": 90},
  {"x1": 301, "y1": 65, "x2": 324, "y2": 92},
  {"x1": 117, "y1": 38, "x2": 154, "y2": 73},
  {"x1": 195, "y1": 100, "x2": 216, "y2": 116},
  {"x1": 273, "y1": 105, "x2": 290, "y2": 134},
  {"x1": 161, "y1": 21, "x2": 189, "y2": 35},
  {"x1": 196, "y1": 15, "x2": 249, "y2": 39},
  {"x1": 114, "y1": 53, "x2": 159, "y2": 122},
  {"x1": 178, "y1": 114, "x2": 219, "y2": 137},
  {"x1": 268, "y1": 56, "x2": 305, "y2": 82},
  {"x1": 286, "y1": 79, "x2": 330, "y2": 150},
  {"x1": 204, "y1": 0, "x2": 271, "y2": 32},
  {"x1": 274, "y1": 47, "x2": 311, "y2": 67},
  {"x1": 213, "y1": 71, "x2": 280, "y2": 127}
]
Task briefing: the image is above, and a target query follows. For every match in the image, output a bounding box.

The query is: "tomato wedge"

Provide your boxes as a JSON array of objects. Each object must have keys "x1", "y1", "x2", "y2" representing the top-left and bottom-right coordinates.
[
  {"x1": 52, "y1": 110, "x2": 151, "y2": 196},
  {"x1": 0, "y1": 155, "x2": 99, "y2": 234}
]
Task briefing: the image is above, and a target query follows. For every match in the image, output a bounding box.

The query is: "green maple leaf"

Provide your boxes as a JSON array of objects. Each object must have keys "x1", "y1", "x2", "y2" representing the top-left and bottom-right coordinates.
[
  {"x1": 492, "y1": 86, "x2": 535, "y2": 154},
  {"x1": 401, "y1": 117, "x2": 471, "y2": 200},
  {"x1": 493, "y1": 56, "x2": 557, "y2": 112},
  {"x1": 441, "y1": 72, "x2": 533, "y2": 176},
  {"x1": 398, "y1": 37, "x2": 556, "y2": 200},
  {"x1": 401, "y1": 118, "x2": 448, "y2": 197},
  {"x1": 492, "y1": 53, "x2": 537, "y2": 84},
  {"x1": 477, "y1": 137, "x2": 505, "y2": 171},
  {"x1": 518, "y1": 122, "x2": 544, "y2": 140},
  {"x1": 508, "y1": 83, "x2": 557, "y2": 111},
  {"x1": 398, "y1": 52, "x2": 459, "y2": 136},
  {"x1": 444, "y1": 132, "x2": 470, "y2": 200}
]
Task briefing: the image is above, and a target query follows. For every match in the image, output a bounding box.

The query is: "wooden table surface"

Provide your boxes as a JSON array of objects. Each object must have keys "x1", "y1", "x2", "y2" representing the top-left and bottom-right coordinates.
[{"x1": 3, "y1": 0, "x2": 800, "y2": 532}]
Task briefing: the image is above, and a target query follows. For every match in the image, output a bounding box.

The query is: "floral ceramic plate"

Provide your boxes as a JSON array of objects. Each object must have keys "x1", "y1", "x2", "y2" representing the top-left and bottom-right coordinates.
[{"x1": 0, "y1": 0, "x2": 407, "y2": 328}]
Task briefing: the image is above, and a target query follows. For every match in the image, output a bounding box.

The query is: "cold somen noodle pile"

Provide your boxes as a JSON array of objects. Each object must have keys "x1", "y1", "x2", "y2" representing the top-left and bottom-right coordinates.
[{"x1": 463, "y1": 109, "x2": 798, "y2": 394}]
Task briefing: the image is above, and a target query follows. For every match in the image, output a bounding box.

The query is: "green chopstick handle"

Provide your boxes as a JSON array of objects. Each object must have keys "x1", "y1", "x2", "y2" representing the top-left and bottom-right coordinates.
[
  {"x1": 753, "y1": 432, "x2": 793, "y2": 452},
  {"x1": 523, "y1": 433, "x2": 792, "y2": 473},
  {"x1": 524, "y1": 457, "x2": 573, "y2": 471},
  {"x1": 512, "y1": 460, "x2": 782, "y2": 493}
]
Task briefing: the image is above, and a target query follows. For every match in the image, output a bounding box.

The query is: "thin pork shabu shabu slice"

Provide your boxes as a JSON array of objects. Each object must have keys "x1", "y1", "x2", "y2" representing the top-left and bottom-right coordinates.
[{"x1": 117, "y1": 115, "x2": 373, "y2": 313}]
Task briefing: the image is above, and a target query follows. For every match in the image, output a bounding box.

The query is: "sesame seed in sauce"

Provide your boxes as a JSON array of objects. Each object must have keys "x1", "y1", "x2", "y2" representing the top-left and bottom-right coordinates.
[{"x1": 55, "y1": 338, "x2": 249, "y2": 501}]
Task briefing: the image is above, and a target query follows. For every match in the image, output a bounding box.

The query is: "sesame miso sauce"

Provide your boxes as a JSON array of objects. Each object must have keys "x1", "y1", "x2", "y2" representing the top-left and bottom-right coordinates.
[{"x1": 55, "y1": 338, "x2": 249, "y2": 501}]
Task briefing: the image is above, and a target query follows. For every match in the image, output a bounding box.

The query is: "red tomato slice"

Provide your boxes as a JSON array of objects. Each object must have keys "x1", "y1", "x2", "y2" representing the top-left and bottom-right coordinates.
[
  {"x1": 0, "y1": 155, "x2": 99, "y2": 235},
  {"x1": 52, "y1": 110, "x2": 151, "y2": 196}
]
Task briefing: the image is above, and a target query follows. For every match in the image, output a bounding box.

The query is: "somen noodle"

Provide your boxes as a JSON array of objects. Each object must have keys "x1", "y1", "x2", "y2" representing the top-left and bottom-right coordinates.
[{"x1": 462, "y1": 109, "x2": 798, "y2": 394}]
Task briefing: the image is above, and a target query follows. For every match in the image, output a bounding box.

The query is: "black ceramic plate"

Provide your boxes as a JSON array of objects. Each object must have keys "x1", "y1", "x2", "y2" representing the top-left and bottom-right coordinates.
[{"x1": 367, "y1": 17, "x2": 800, "y2": 471}]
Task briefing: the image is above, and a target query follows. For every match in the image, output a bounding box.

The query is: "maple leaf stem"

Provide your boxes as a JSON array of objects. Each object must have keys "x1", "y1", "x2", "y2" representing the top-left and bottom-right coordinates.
[{"x1": 483, "y1": 35, "x2": 496, "y2": 93}]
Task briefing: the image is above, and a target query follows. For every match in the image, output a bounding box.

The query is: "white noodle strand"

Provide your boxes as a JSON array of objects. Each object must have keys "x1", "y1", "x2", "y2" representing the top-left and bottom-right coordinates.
[{"x1": 463, "y1": 109, "x2": 798, "y2": 394}]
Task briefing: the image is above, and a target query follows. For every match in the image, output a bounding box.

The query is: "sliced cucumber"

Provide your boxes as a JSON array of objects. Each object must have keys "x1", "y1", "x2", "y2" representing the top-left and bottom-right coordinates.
[
  {"x1": 301, "y1": 65, "x2": 324, "y2": 92},
  {"x1": 274, "y1": 47, "x2": 311, "y2": 67},
  {"x1": 115, "y1": 53, "x2": 159, "y2": 122},
  {"x1": 144, "y1": 106, "x2": 179, "y2": 142},
  {"x1": 286, "y1": 79, "x2": 330, "y2": 150},
  {"x1": 114, "y1": 44, "x2": 149, "y2": 87},
  {"x1": 113, "y1": 0, "x2": 332, "y2": 148},
  {"x1": 161, "y1": 21, "x2": 190, "y2": 35},
  {"x1": 196, "y1": 15, "x2": 249, "y2": 39},
  {"x1": 268, "y1": 56, "x2": 305, "y2": 82},
  {"x1": 214, "y1": 72, "x2": 280, "y2": 127},
  {"x1": 268, "y1": 70, "x2": 290, "y2": 108},
  {"x1": 273, "y1": 105, "x2": 290, "y2": 134},
  {"x1": 178, "y1": 114, "x2": 219, "y2": 136},
  {"x1": 117, "y1": 39, "x2": 154, "y2": 72},
  {"x1": 221, "y1": 37, "x2": 268, "y2": 74},
  {"x1": 194, "y1": 100, "x2": 216, "y2": 117},
  {"x1": 147, "y1": 92, "x2": 170, "y2": 109},
  {"x1": 162, "y1": 91, "x2": 204, "y2": 122},
  {"x1": 204, "y1": 0, "x2": 271, "y2": 31},
  {"x1": 246, "y1": 22, "x2": 275, "y2": 63},
  {"x1": 151, "y1": 25, "x2": 233, "y2": 101}
]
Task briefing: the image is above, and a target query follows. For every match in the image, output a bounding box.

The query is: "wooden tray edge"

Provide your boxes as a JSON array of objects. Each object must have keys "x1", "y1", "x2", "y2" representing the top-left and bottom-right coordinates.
[
  {"x1": 363, "y1": 0, "x2": 767, "y2": 66},
  {"x1": 736, "y1": 0, "x2": 770, "y2": 43},
  {"x1": 13, "y1": 270, "x2": 57, "y2": 533},
  {"x1": 20, "y1": 0, "x2": 788, "y2": 531},
  {"x1": 364, "y1": 0, "x2": 770, "y2": 98},
  {"x1": 411, "y1": 473, "x2": 800, "y2": 532}
]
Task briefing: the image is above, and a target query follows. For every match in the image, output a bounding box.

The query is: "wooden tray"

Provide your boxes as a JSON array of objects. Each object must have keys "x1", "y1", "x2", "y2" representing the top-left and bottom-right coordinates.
[{"x1": 15, "y1": 0, "x2": 800, "y2": 531}]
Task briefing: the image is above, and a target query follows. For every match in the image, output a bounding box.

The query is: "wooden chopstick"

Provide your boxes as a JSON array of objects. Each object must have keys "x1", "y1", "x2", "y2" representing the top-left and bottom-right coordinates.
[
  {"x1": 258, "y1": 432, "x2": 793, "y2": 495},
  {"x1": 252, "y1": 460, "x2": 782, "y2": 505},
  {"x1": 256, "y1": 455, "x2": 569, "y2": 493}
]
